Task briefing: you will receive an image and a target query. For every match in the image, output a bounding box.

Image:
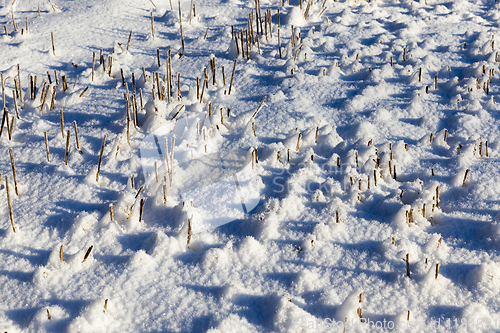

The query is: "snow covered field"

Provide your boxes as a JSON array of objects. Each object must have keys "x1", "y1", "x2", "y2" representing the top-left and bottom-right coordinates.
[{"x1": 1, "y1": 0, "x2": 500, "y2": 331}]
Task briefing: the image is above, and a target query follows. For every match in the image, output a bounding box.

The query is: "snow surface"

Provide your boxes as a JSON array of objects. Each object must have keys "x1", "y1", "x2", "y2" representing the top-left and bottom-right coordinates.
[{"x1": 1, "y1": 0, "x2": 500, "y2": 331}]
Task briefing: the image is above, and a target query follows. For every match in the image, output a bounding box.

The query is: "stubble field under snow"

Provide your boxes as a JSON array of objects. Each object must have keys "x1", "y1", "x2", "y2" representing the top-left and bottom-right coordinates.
[{"x1": 1, "y1": 0, "x2": 500, "y2": 332}]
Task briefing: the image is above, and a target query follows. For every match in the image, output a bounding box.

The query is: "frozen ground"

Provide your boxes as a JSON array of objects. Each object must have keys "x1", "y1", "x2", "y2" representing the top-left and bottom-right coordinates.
[{"x1": 1, "y1": 0, "x2": 500, "y2": 331}]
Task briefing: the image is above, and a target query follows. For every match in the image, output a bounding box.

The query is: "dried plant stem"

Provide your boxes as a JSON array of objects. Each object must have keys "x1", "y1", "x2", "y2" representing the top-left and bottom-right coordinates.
[
  {"x1": 9, "y1": 148, "x2": 18, "y2": 196},
  {"x1": 463, "y1": 169, "x2": 470, "y2": 186},
  {"x1": 296, "y1": 132, "x2": 302, "y2": 152},
  {"x1": 435, "y1": 263, "x2": 440, "y2": 280},
  {"x1": 65, "y1": 130, "x2": 70, "y2": 165},
  {"x1": 8, "y1": 115, "x2": 14, "y2": 139},
  {"x1": 187, "y1": 216, "x2": 192, "y2": 246},
  {"x1": 92, "y1": 52, "x2": 95, "y2": 81},
  {"x1": 133, "y1": 95, "x2": 138, "y2": 126},
  {"x1": 436, "y1": 186, "x2": 439, "y2": 208},
  {"x1": 155, "y1": 161, "x2": 159, "y2": 183},
  {"x1": 73, "y1": 121, "x2": 80, "y2": 150},
  {"x1": 189, "y1": 0, "x2": 193, "y2": 24},
  {"x1": 139, "y1": 198, "x2": 145, "y2": 222},
  {"x1": 59, "y1": 245, "x2": 63, "y2": 261},
  {"x1": 199, "y1": 79, "x2": 206, "y2": 103},
  {"x1": 96, "y1": 135, "x2": 107, "y2": 182},
  {"x1": 4, "y1": 110, "x2": 10, "y2": 140},
  {"x1": 5, "y1": 175, "x2": 15, "y2": 233},
  {"x1": 110, "y1": 204, "x2": 114, "y2": 221},
  {"x1": 50, "y1": 86, "x2": 56, "y2": 110},
  {"x1": 135, "y1": 186, "x2": 144, "y2": 199},
  {"x1": 140, "y1": 89, "x2": 144, "y2": 110},
  {"x1": 168, "y1": 47, "x2": 173, "y2": 96},
  {"x1": 12, "y1": 90, "x2": 19, "y2": 119},
  {"x1": 127, "y1": 118, "x2": 130, "y2": 145},
  {"x1": 40, "y1": 84, "x2": 49, "y2": 114},
  {"x1": 127, "y1": 30, "x2": 132, "y2": 51},
  {"x1": 51, "y1": 32, "x2": 56, "y2": 56},
  {"x1": 170, "y1": 105, "x2": 185, "y2": 120},
  {"x1": 180, "y1": 25, "x2": 185, "y2": 56},
  {"x1": 79, "y1": 86, "x2": 89, "y2": 98},
  {"x1": 278, "y1": 28, "x2": 282, "y2": 58},
  {"x1": 177, "y1": 73, "x2": 182, "y2": 100},
  {"x1": 44, "y1": 132, "x2": 51, "y2": 162},
  {"x1": 13, "y1": 78, "x2": 19, "y2": 103},
  {"x1": 82, "y1": 245, "x2": 93, "y2": 263},
  {"x1": 40, "y1": 81, "x2": 47, "y2": 103},
  {"x1": 120, "y1": 69, "x2": 125, "y2": 86},
  {"x1": 228, "y1": 59, "x2": 237, "y2": 95},
  {"x1": 34, "y1": 75, "x2": 38, "y2": 99},
  {"x1": 406, "y1": 253, "x2": 410, "y2": 278},
  {"x1": 151, "y1": 12, "x2": 155, "y2": 40},
  {"x1": 17, "y1": 65, "x2": 23, "y2": 103},
  {"x1": 1, "y1": 74, "x2": 5, "y2": 110},
  {"x1": 60, "y1": 109, "x2": 65, "y2": 138},
  {"x1": 252, "y1": 96, "x2": 267, "y2": 118}
]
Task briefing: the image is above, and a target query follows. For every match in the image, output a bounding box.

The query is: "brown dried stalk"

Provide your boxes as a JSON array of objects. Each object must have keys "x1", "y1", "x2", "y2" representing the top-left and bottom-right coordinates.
[
  {"x1": 296, "y1": 132, "x2": 302, "y2": 152},
  {"x1": 251, "y1": 96, "x2": 267, "y2": 118},
  {"x1": 96, "y1": 135, "x2": 107, "y2": 182},
  {"x1": 139, "y1": 198, "x2": 145, "y2": 222},
  {"x1": 463, "y1": 169, "x2": 470, "y2": 186},
  {"x1": 187, "y1": 216, "x2": 192, "y2": 246},
  {"x1": 5, "y1": 175, "x2": 15, "y2": 233},
  {"x1": 12, "y1": 90, "x2": 19, "y2": 119},
  {"x1": 9, "y1": 148, "x2": 18, "y2": 196},
  {"x1": 65, "y1": 130, "x2": 70, "y2": 165},
  {"x1": 51, "y1": 32, "x2": 56, "y2": 56},
  {"x1": 60, "y1": 109, "x2": 65, "y2": 138},
  {"x1": 228, "y1": 59, "x2": 237, "y2": 95},
  {"x1": 44, "y1": 131, "x2": 51, "y2": 162},
  {"x1": 92, "y1": 52, "x2": 95, "y2": 82},
  {"x1": 79, "y1": 86, "x2": 89, "y2": 98},
  {"x1": 150, "y1": 12, "x2": 155, "y2": 40},
  {"x1": 82, "y1": 245, "x2": 93, "y2": 263},
  {"x1": 406, "y1": 253, "x2": 410, "y2": 278},
  {"x1": 73, "y1": 121, "x2": 80, "y2": 150},
  {"x1": 110, "y1": 204, "x2": 114, "y2": 221}
]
